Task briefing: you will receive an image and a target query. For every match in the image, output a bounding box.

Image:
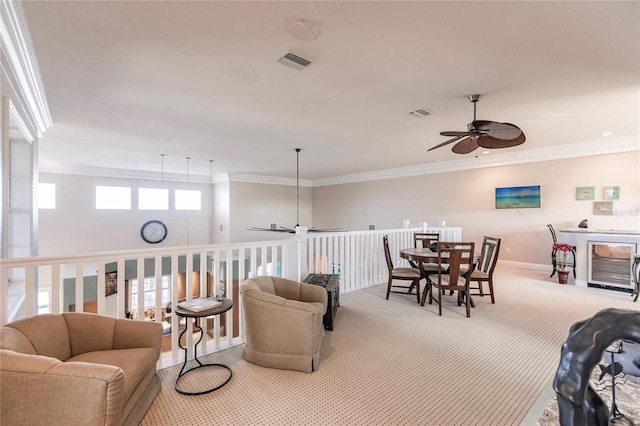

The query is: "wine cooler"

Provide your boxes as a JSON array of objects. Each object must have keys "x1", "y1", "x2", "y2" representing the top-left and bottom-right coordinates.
[{"x1": 587, "y1": 241, "x2": 637, "y2": 292}]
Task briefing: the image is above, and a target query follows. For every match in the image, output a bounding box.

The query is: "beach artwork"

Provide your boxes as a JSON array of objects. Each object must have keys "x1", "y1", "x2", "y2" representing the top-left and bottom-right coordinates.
[{"x1": 495, "y1": 185, "x2": 541, "y2": 209}]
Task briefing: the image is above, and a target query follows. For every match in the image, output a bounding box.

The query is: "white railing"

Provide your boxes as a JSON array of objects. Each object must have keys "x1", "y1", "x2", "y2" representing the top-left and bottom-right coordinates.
[
  {"x1": 0, "y1": 227, "x2": 439, "y2": 366},
  {"x1": 305, "y1": 229, "x2": 419, "y2": 292}
]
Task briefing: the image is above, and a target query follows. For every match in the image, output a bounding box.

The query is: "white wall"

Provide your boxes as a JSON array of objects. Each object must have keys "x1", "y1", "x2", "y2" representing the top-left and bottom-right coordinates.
[
  {"x1": 212, "y1": 181, "x2": 230, "y2": 244},
  {"x1": 311, "y1": 152, "x2": 640, "y2": 266},
  {"x1": 38, "y1": 173, "x2": 213, "y2": 255},
  {"x1": 229, "y1": 181, "x2": 312, "y2": 243}
]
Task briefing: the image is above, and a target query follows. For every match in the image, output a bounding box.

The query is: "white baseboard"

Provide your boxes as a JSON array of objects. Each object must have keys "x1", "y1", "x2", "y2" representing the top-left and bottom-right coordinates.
[{"x1": 498, "y1": 260, "x2": 550, "y2": 271}]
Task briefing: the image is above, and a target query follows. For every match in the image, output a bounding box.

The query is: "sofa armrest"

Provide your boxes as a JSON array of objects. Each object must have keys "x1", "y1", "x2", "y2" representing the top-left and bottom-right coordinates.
[
  {"x1": 299, "y1": 283, "x2": 328, "y2": 310},
  {"x1": 0, "y1": 350, "x2": 125, "y2": 426},
  {"x1": 113, "y1": 319, "x2": 163, "y2": 359}
]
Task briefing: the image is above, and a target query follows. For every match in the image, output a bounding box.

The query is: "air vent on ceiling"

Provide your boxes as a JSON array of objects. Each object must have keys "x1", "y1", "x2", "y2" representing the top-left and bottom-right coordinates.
[
  {"x1": 277, "y1": 53, "x2": 312, "y2": 70},
  {"x1": 409, "y1": 109, "x2": 430, "y2": 117}
]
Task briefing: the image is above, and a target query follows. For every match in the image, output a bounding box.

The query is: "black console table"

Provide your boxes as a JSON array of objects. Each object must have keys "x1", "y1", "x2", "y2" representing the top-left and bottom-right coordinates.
[{"x1": 303, "y1": 274, "x2": 339, "y2": 331}]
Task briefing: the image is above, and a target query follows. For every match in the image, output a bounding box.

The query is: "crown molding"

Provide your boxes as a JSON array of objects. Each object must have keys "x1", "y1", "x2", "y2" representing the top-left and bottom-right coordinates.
[
  {"x1": 311, "y1": 135, "x2": 640, "y2": 187},
  {"x1": 226, "y1": 172, "x2": 312, "y2": 187},
  {"x1": 38, "y1": 162, "x2": 228, "y2": 184},
  {"x1": 0, "y1": 0, "x2": 52, "y2": 136},
  {"x1": 8, "y1": 101, "x2": 33, "y2": 142}
]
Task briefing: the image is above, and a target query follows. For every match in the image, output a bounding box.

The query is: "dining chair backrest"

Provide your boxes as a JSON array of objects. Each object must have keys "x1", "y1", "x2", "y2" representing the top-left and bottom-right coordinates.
[
  {"x1": 414, "y1": 233, "x2": 439, "y2": 249},
  {"x1": 383, "y1": 235, "x2": 394, "y2": 272},
  {"x1": 436, "y1": 241, "x2": 475, "y2": 279},
  {"x1": 547, "y1": 224, "x2": 558, "y2": 244},
  {"x1": 477, "y1": 236, "x2": 501, "y2": 275}
]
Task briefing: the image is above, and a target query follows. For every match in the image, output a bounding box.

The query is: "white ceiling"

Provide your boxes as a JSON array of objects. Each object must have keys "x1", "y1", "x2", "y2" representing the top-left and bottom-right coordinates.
[{"x1": 21, "y1": 1, "x2": 640, "y2": 182}]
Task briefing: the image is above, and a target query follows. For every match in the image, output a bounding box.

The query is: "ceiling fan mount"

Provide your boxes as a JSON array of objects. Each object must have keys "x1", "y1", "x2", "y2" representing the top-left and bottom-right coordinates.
[{"x1": 429, "y1": 94, "x2": 526, "y2": 154}]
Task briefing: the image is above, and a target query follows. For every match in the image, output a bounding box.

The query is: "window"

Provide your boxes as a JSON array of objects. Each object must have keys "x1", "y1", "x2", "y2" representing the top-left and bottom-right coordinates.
[
  {"x1": 175, "y1": 189, "x2": 201, "y2": 210},
  {"x1": 37, "y1": 290, "x2": 50, "y2": 314},
  {"x1": 96, "y1": 186, "x2": 131, "y2": 209},
  {"x1": 38, "y1": 183, "x2": 56, "y2": 209},
  {"x1": 138, "y1": 188, "x2": 168, "y2": 210},
  {"x1": 130, "y1": 276, "x2": 170, "y2": 309}
]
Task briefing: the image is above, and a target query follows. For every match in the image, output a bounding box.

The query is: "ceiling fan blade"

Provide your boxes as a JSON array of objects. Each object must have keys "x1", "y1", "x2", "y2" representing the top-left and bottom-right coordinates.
[
  {"x1": 440, "y1": 131, "x2": 472, "y2": 137},
  {"x1": 477, "y1": 132, "x2": 526, "y2": 149},
  {"x1": 428, "y1": 135, "x2": 465, "y2": 151},
  {"x1": 308, "y1": 227, "x2": 346, "y2": 232},
  {"x1": 472, "y1": 120, "x2": 523, "y2": 140},
  {"x1": 247, "y1": 226, "x2": 295, "y2": 233},
  {"x1": 451, "y1": 137, "x2": 480, "y2": 154}
]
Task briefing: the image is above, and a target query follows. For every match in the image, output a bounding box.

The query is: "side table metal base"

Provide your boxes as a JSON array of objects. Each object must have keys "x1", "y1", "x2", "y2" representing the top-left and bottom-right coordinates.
[
  {"x1": 174, "y1": 318, "x2": 232, "y2": 395},
  {"x1": 174, "y1": 362, "x2": 232, "y2": 396}
]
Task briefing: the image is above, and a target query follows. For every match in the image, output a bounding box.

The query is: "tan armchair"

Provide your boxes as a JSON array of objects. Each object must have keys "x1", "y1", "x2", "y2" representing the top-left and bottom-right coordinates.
[
  {"x1": 240, "y1": 275, "x2": 327, "y2": 373},
  {"x1": 0, "y1": 312, "x2": 162, "y2": 426}
]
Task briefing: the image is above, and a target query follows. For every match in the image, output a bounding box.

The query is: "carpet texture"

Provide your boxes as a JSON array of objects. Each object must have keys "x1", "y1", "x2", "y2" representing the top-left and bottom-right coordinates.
[{"x1": 141, "y1": 267, "x2": 639, "y2": 425}]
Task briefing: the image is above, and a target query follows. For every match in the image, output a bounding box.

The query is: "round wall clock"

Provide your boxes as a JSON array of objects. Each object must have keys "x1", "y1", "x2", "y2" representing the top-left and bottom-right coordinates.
[{"x1": 140, "y1": 220, "x2": 167, "y2": 244}]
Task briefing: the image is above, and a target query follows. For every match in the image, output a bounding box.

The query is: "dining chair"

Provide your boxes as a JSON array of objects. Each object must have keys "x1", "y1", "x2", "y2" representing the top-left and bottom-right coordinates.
[
  {"x1": 424, "y1": 241, "x2": 475, "y2": 317},
  {"x1": 548, "y1": 224, "x2": 576, "y2": 278},
  {"x1": 412, "y1": 232, "x2": 443, "y2": 286},
  {"x1": 383, "y1": 235, "x2": 422, "y2": 303},
  {"x1": 414, "y1": 233, "x2": 440, "y2": 250},
  {"x1": 468, "y1": 236, "x2": 501, "y2": 303}
]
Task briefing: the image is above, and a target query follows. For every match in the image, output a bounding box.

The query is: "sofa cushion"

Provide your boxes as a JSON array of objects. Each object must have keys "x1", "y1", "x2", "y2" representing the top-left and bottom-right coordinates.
[
  {"x1": 68, "y1": 347, "x2": 157, "y2": 402},
  {"x1": 272, "y1": 277, "x2": 301, "y2": 300},
  {"x1": 0, "y1": 327, "x2": 37, "y2": 355},
  {"x1": 245, "y1": 276, "x2": 277, "y2": 295},
  {"x1": 5, "y1": 314, "x2": 71, "y2": 361},
  {"x1": 64, "y1": 313, "x2": 116, "y2": 356}
]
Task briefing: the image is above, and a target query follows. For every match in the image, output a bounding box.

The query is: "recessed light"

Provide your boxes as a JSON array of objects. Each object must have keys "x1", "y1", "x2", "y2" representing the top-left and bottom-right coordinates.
[
  {"x1": 482, "y1": 151, "x2": 490, "y2": 155},
  {"x1": 602, "y1": 132, "x2": 613, "y2": 137}
]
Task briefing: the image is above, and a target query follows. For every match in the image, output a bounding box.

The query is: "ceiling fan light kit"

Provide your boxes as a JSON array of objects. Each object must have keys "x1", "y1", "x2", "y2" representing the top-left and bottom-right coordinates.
[{"x1": 429, "y1": 94, "x2": 526, "y2": 155}]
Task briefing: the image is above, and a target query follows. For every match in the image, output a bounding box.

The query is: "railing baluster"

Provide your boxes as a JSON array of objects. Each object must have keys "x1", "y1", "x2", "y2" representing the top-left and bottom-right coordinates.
[{"x1": 97, "y1": 263, "x2": 106, "y2": 315}]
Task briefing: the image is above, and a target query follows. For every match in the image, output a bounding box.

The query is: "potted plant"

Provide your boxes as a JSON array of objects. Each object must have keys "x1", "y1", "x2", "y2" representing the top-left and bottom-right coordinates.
[{"x1": 553, "y1": 243, "x2": 573, "y2": 284}]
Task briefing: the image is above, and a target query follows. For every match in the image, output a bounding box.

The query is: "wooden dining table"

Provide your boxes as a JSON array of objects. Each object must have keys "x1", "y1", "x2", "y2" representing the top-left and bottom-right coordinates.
[{"x1": 399, "y1": 247, "x2": 480, "y2": 307}]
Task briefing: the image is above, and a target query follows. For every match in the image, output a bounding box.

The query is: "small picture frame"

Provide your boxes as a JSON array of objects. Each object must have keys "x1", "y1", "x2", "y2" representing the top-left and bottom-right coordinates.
[
  {"x1": 603, "y1": 186, "x2": 619, "y2": 200},
  {"x1": 576, "y1": 186, "x2": 594, "y2": 201},
  {"x1": 593, "y1": 201, "x2": 613, "y2": 216}
]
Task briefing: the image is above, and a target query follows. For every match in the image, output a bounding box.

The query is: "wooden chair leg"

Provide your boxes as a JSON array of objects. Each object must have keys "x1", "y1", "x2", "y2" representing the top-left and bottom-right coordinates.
[
  {"x1": 386, "y1": 277, "x2": 392, "y2": 299},
  {"x1": 413, "y1": 279, "x2": 421, "y2": 303},
  {"x1": 438, "y1": 286, "x2": 443, "y2": 316},
  {"x1": 465, "y1": 289, "x2": 471, "y2": 317},
  {"x1": 550, "y1": 249, "x2": 557, "y2": 278},
  {"x1": 488, "y1": 279, "x2": 495, "y2": 304},
  {"x1": 420, "y1": 281, "x2": 429, "y2": 306},
  {"x1": 477, "y1": 281, "x2": 484, "y2": 296}
]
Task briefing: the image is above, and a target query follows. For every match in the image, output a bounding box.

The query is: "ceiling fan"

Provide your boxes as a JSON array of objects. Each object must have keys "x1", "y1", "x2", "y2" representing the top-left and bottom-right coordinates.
[
  {"x1": 428, "y1": 94, "x2": 526, "y2": 154},
  {"x1": 247, "y1": 148, "x2": 345, "y2": 234}
]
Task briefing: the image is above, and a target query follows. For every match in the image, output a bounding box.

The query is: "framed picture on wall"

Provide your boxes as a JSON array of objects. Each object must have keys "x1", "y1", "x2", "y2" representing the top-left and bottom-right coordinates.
[
  {"x1": 593, "y1": 201, "x2": 613, "y2": 216},
  {"x1": 495, "y1": 185, "x2": 541, "y2": 209},
  {"x1": 105, "y1": 272, "x2": 117, "y2": 297},
  {"x1": 576, "y1": 186, "x2": 594, "y2": 200},
  {"x1": 603, "y1": 186, "x2": 619, "y2": 200}
]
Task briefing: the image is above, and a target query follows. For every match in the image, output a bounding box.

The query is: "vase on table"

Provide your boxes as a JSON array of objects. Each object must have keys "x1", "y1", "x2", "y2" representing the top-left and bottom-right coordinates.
[{"x1": 557, "y1": 269, "x2": 570, "y2": 284}]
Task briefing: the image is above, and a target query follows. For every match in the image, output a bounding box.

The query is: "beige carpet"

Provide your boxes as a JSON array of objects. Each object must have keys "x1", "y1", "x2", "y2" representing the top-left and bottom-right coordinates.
[{"x1": 141, "y1": 266, "x2": 639, "y2": 425}]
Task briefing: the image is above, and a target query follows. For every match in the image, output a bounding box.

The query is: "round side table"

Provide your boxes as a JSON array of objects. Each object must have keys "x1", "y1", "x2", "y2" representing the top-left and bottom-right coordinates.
[{"x1": 173, "y1": 297, "x2": 233, "y2": 395}]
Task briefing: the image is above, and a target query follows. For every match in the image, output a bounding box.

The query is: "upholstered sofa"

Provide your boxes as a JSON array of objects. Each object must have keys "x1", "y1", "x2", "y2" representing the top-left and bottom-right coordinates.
[
  {"x1": 0, "y1": 312, "x2": 162, "y2": 426},
  {"x1": 240, "y1": 275, "x2": 327, "y2": 373}
]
